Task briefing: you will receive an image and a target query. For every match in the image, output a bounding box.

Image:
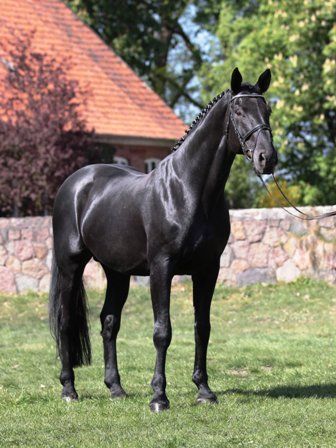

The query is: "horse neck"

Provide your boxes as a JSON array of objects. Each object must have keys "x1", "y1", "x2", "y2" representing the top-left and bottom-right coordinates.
[{"x1": 171, "y1": 94, "x2": 235, "y2": 212}]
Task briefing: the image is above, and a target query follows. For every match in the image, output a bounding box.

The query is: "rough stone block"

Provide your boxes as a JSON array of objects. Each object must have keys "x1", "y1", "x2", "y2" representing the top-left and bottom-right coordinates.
[
  {"x1": 231, "y1": 221, "x2": 246, "y2": 241},
  {"x1": 217, "y1": 267, "x2": 236, "y2": 285},
  {"x1": 237, "y1": 268, "x2": 275, "y2": 286},
  {"x1": 0, "y1": 219, "x2": 8, "y2": 228},
  {"x1": 8, "y1": 229, "x2": 21, "y2": 240},
  {"x1": 262, "y1": 227, "x2": 283, "y2": 247},
  {"x1": 220, "y1": 245, "x2": 233, "y2": 268},
  {"x1": 34, "y1": 227, "x2": 50, "y2": 242},
  {"x1": 319, "y1": 227, "x2": 336, "y2": 242},
  {"x1": 133, "y1": 276, "x2": 150, "y2": 287},
  {"x1": 292, "y1": 248, "x2": 313, "y2": 272},
  {"x1": 13, "y1": 240, "x2": 34, "y2": 261},
  {"x1": 269, "y1": 246, "x2": 289, "y2": 268},
  {"x1": 16, "y1": 274, "x2": 38, "y2": 293},
  {"x1": 269, "y1": 219, "x2": 280, "y2": 228},
  {"x1": 319, "y1": 216, "x2": 336, "y2": 229},
  {"x1": 46, "y1": 250, "x2": 53, "y2": 270},
  {"x1": 243, "y1": 220, "x2": 266, "y2": 243},
  {"x1": 276, "y1": 260, "x2": 301, "y2": 283},
  {"x1": 84, "y1": 260, "x2": 106, "y2": 290},
  {"x1": 22, "y1": 259, "x2": 48, "y2": 279},
  {"x1": 0, "y1": 245, "x2": 7, "y2": 266},
  {"x1": 231, "y1": 259, "x2": 249, "y2": 273},
  {"x1": 21, "y1": 229, "x2": 34, "y2": 240},
  {"x1": 39, "y1": 274, "x2": 51, "y2": 292},
  {"x1": 289, "y1": 221, "x2": 308, "y2": 237},
  {"x1": 280, "y1": 220, "x2": 291, "y2": 231},
  {"x1": 248, "y1": 243, "x2": 268, "y2": 268},
  {"x1": 33, "y1": 243, "x2": 48, "y2": 259},
  {"x1": 283, "y1": 238, "x2": 298, "y2": 257},
  {"x1": 5, "y1": 255, "x2": 21, "y2": 272},
  {"x1": 231, "y1": 241, "x2": 249, "y2": 259},
  {"x1": 0, "y1": 266, "x2": 17, "y2": 293}
]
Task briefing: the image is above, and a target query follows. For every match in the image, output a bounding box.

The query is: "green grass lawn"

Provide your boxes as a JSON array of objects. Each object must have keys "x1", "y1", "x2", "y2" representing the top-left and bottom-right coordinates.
[{"x1": 1, "y1": 279, "x2": 336, "y2": 447}]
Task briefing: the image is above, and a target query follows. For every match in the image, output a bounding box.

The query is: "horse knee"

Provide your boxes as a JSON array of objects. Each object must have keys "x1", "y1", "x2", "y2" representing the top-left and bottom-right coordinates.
[
  {"x1": 195, "y1": 320, "x2": 211, "y2": 339},
  {"x1": 153, "y1": 321, "x2": 172, "y2": 350},
  {"x1": 101, "y1": 314, "x2": 120, "y2": 340}
]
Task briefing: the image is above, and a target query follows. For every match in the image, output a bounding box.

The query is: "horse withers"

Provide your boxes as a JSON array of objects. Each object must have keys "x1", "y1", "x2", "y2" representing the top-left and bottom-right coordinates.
[{"x1": 49, "y1": 68, "x2": 278, "y2": 412}]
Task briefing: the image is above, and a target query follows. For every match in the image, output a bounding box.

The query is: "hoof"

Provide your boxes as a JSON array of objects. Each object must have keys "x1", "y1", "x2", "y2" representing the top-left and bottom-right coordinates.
[
  {"x1": 149, "y1": 399, "x2": 170, "y2": 413},
  {"x1": 110, "y1": 385, "x2": 127, "y2": 399},
  {"x1": 62, "y1": 392, "x2": 78, "y2": 402},
  {"x1": 196, "y1": 394, "x2": 218, "y2": 405}
]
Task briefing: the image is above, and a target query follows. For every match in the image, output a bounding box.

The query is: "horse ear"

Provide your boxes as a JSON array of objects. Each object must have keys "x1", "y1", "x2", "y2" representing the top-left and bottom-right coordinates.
[
  {"x1": 231, "y1": 67, "x2": 242, "y2": 94},
  {"x1": 256, "y1": 69, "x2": 271, "y2": 93}
]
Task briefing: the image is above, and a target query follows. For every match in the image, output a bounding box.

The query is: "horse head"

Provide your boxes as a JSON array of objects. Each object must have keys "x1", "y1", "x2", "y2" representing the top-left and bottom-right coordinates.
[{"x1": 228, "y1": 67, "x2": 278, "y2": 175}]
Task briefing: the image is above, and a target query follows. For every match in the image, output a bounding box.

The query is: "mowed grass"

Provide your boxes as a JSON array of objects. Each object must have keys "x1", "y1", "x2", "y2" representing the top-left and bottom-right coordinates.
[{"x1": 1, "y1": 279, "x2": 336, "y2": 447}]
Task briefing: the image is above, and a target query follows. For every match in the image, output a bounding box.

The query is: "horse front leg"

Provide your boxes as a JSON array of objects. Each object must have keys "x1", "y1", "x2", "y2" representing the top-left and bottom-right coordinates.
[
  {"x1": 192, "y1": 262, "x2": 220, "y2": 404},
  {"x1": 149, "y1": 259, "x2": 173, "y2": 412}
]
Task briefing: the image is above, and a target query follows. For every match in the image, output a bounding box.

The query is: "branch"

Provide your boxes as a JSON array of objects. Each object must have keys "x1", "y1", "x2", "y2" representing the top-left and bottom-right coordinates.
[
  {"x1": 155, "y1": 71, "x2": 203, "y2": 109},
  {"x1": 171, "y1": 22, "x2": 202, "y2": 66}
]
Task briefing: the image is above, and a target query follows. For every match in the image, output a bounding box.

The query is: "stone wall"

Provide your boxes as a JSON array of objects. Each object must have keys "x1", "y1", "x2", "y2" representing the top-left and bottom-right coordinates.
[
  {"x1": 220, "y1": 207, "x2": 335, "y2": 286},
  {"x1": 0, "y1": 217, "x2": 105, "y2": 294},
  {"x1": 0, "y1": 207, "x2": 334, "y2": 293}
]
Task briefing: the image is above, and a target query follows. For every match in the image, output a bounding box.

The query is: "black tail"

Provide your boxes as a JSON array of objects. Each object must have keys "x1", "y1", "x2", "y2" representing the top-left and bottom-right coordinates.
[{"x1": 49, "y1": 256, "x2": 91, "y2": 367}]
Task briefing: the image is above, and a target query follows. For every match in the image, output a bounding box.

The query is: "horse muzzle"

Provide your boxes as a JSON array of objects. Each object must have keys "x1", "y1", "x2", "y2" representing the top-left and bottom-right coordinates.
[{"x1": 253, "y1": 146, "x2": 278, "y2": 175}]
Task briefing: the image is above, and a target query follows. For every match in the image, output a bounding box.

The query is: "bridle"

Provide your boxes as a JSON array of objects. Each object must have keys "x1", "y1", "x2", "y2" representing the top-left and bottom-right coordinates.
[
  {"x1": 228, "y1": 93, "x2": 273, "y2": 162},
  {"x1": 227, "y1": 92, "x2": 336, "y2": 220}
]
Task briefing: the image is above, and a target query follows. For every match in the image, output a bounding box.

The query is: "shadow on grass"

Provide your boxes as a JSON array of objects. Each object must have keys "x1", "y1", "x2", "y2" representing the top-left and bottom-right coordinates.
[{"x1": 221, "y1": 384, "x2": 336, "y2": 399}]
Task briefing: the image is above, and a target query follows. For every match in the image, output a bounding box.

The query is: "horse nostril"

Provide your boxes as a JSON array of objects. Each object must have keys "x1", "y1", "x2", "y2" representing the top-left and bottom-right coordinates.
[{"x1": 259, "y1": 152, "x2": 266, "y2": 166}]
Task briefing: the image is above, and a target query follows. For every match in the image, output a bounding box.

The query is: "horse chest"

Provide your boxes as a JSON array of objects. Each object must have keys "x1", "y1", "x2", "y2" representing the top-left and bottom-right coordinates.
[{"x1": 176, "y1": 216, "x2": 229, "y2": 273}]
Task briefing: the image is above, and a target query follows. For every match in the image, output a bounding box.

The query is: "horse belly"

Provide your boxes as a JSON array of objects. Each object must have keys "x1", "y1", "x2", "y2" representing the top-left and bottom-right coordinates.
[{"x1": 82, "y1": 208, "x2": 148, "y2": 274}]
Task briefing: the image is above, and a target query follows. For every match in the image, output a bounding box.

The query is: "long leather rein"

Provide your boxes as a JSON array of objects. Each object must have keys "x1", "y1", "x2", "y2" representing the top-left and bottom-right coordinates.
[{"x1": 228, "y1": 93, "x2": 336, "y2": 221}]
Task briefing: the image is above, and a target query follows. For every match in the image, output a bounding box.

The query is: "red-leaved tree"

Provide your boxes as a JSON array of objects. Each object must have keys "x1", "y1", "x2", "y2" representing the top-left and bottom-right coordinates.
[{"x1": 0, "y1": 31, "x2": 94, "y2": 216}]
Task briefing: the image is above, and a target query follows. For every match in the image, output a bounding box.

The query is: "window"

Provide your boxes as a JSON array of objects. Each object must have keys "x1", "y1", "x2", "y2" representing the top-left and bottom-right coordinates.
[
  {"x1": 145, "y1": 158, "x2": 160, "y2": 173},
  {"x1": 113, "y1": 156, "x2": 129, "y2": 166}
]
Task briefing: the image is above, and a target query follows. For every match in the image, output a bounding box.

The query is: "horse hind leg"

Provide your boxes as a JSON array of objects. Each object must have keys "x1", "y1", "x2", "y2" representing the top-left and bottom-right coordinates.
[
  {"x1": 101, "y1": 269, "x2": 130, "y2": 399},
  {"x1": 49, "y1": 254, "x2": 91, "y2": 401}
]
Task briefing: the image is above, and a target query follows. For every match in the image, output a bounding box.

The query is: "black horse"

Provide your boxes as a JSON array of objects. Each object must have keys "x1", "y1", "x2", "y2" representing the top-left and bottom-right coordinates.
[{"x1": 49, "y1": 68, "x2": 278, "y2": 412}]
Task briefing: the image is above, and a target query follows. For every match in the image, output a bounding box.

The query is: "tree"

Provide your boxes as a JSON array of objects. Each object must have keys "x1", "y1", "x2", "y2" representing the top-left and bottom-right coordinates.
[
  {"x1": 66, "y1": 0, "x2": 221, "y2": 120},
  {"x1": 201, "y1": 0, "x2": 336, "y2": 206},
  {"x1": 0, "y1": 31, "x2": 93, "y2": 216}
]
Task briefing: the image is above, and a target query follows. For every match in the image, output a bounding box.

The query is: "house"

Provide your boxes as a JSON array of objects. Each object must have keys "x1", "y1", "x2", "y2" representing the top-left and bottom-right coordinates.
[{"x1": 0, "y1": 0, "x2": 186, "y2": 172}]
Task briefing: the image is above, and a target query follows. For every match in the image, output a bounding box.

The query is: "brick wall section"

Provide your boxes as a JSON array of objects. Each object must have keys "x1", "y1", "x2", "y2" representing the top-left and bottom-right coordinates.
[
  {"x1": 0, "y1": 207, "x2": 334, "y2": 294},
  {"x1": 115, "y1": 145, "x2": 171, "y2": 172}
]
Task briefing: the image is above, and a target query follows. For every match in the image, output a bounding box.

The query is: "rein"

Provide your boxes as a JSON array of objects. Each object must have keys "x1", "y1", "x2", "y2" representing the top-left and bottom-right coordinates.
[
  {"x1": 228, "y1": 93, "x2": 336, "y2": 221},
  {"x1": 258, "y1": 173, "x2": 336, "y2": 221}
]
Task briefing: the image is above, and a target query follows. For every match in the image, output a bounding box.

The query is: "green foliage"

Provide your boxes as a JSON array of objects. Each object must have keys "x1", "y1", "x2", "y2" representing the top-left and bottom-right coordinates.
[
  {"x1": 1, "y1": 280, "x2": 336, "y2": 446},
  {"x1": 225, "y1": 157, "x2": 259, "y2": 209},
  {"x1": 255, "y1": 178, "x2": 302, "y2": 208},
  {"x1": 201, "y1": 0, "x2": 336, "y2": 207}
]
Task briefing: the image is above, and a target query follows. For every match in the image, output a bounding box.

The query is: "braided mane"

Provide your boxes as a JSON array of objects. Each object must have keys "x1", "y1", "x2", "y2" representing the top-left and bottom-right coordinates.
[{"x1": 171, "y1": 89, "x2": 230, "y2": 152}]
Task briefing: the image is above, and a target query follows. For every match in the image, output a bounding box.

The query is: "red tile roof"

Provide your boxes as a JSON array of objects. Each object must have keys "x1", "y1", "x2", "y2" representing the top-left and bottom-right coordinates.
[{"x1": 0, "y1": 0, "x2": 185, "y2": 142}]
